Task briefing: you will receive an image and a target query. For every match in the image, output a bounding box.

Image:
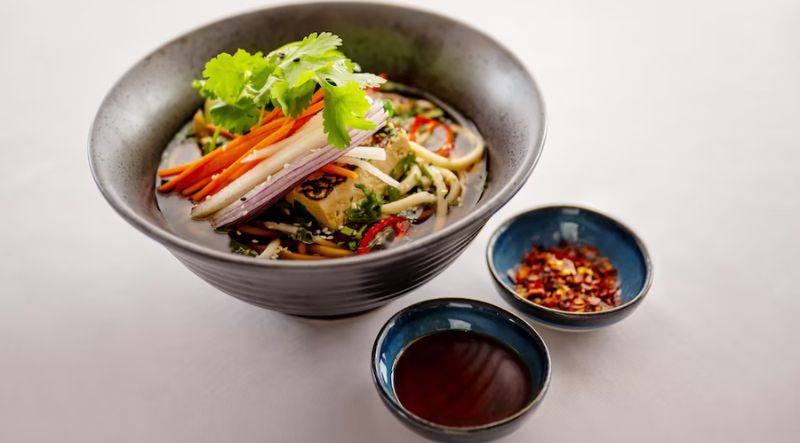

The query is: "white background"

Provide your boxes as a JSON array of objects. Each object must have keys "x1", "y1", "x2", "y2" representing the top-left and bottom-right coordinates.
[{"x1": 1, "y1": 0, "x2": 798, "y2": 441}]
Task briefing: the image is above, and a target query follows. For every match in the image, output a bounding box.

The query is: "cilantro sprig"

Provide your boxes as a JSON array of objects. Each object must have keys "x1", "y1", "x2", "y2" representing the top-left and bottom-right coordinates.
[{"x1": 192, "y1": 32, "x2": 385, "y2": 148}]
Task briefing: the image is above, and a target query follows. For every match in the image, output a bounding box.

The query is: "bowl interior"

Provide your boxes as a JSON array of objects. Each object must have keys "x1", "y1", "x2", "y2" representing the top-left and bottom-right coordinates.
[
  {"x1": 89, "y1": 2, "x2": 546, "y2": 262},
  {"x1": 372, "y1": 298, "x2": 549, "y2": 424},
  {"x1": 489, "y1": 206, "x2": 650, "y2": 306}
]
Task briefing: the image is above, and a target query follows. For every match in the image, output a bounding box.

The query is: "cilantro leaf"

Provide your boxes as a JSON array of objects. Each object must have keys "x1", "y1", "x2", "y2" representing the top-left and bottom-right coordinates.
[
  {"x1": 200, "y1": 49, "x2": 270, "y2": 104},
  {"x1": 207, "y1": 101, "x2": 262, "y2": 134},
  {"x1": 193, "y1": 32, "x2": 386, "y2": 149},
  {"x1": 321, "y1": 81, "x2": 376, "y2": 149}
]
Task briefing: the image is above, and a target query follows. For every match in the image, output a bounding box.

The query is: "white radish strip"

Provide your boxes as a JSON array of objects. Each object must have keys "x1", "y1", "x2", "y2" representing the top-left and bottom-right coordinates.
[
  {"x1": 241, "y1": 116, "x2": 324, "y2": 163},
  {"x1": 381, "y1": 192, "x2": 437, "y2": 215},
  {"x1": 191, "y1": 114, "x2": 327, "y2": 218},
  {"x1": 258, "y1": 238, "x2": 282, "y2": 259},
  {"x1": 435, "y1": 166, "x2": 462, "y2": 204},
  {"x1": 336, "y1": 157, "x2": 401, "y2": 188},
  {"x1": 397, "y1": 164, "x2": 422, "y2": 194},
  {"x1": 262, "y1": 222, "x2": 339, "y2": 249},
  {"x1": 264, "y1": 222, "x2": 299, "y2": 234},
  {"x1": 345, "y1": 146, "x2": 386, "y2": 161},
  {"x1": 427, "y1": 165, "x2": 448, "y2": 231},
  {"x1": 408, "y1": 125, "x2": 485, "y2": 171}
]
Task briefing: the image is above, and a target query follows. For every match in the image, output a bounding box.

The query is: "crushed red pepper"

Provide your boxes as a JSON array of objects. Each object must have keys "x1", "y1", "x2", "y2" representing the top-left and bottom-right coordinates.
[{"x1": 510, "y1": 242, "x2": 620, "y2": 312}]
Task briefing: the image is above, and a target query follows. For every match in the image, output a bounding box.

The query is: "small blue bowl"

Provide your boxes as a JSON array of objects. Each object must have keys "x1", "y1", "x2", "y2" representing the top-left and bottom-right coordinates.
[
  {"x1": 371, "y1": 298, "x2": 550, "y2": 443},
  {"x1": 487, "y1": 205, "x2": 653, "y2": 331}
]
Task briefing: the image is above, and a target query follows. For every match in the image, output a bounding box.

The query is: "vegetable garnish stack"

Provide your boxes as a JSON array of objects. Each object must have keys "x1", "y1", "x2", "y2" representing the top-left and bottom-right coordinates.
[{"x1": 157, "y1": 32, "x2": 487, "y2": 260}]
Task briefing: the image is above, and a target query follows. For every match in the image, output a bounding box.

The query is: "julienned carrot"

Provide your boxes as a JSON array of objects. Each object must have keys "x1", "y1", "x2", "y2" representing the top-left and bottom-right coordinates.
[
  {"x1": 320, "y1": 164, "x2": 358, "y2": 180},
  {"x1": 310, "y1": 88, "x2": 325, "y2": 105},
  {"x1": 159, "y1": 96, "x2": 324, "y2": 194},
  {"x1": 255, "y1": 108, "x2": 282, "y2": 129},
  {"x1": 191, "y1": 122, "x2": 293, "y2": 201},
  {"x1": 157, "y1": 164, "x2": 187, "y2": 178},
  {"x1": 250, "y1": 121, "x2": 293, "y2": 152},
  {"x1": 158, "y1": 148, "x2": 223, "y2": 192},
  {"x1": 207, "y1": 124, "x2": 235, "y2": 139},
  {"x1": 301, "y1": 100, "x2": 325, "y2": 118},
  {"x1": 192, "y1": 161, "x2": 252, "y2": 202},
  {"x1": 278, "y1": 250, "x2": 326, "y2": 260},
  {"x1": 218, "y1": 161, "x2": 258, "y2": 190},
  {"x1": 181, "y1": 176, "x2": 213, "y2": 196},
  {"x1": 176, "y1": 119, "x2": 287, "y2": 192}
]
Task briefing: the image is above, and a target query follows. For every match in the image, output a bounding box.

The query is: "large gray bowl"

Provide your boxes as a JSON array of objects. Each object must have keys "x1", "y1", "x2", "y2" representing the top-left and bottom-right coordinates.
[{"x1": 88, "y1": 2, "x2": 546, "y2": 317}]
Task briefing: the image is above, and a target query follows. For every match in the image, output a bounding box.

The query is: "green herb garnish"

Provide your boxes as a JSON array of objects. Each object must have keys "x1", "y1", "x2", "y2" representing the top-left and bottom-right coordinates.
[
  {"x1": 391, "y1": 153, "x2": 416, "y2": 180},
  {"x1": 193, "y1": 33, "x2": 386, "y2": 147},
  {"x1": 382, "y1": 100, "x2": 395, "y2": 118},
  {"x1": 289, "y1": 227, "x2": 314, "y2": 244},
  {"x1": 345, "y1": 184, "x2": 383, "y2": 223},
  {"x1": 229, "y1": 239, "x2": 260, "y2": 257},
  {"x1": 386, "y1": 186, "x2": 402, "y2": 203},
  {"x1": 339, "y1": 226, "x2": 357, "y2": 237}
]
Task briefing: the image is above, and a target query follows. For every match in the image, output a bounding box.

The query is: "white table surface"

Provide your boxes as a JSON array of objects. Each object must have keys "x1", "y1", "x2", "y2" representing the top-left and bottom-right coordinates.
[{"x1": 2, "y1": 0, "x2": 798, "y2": 441}]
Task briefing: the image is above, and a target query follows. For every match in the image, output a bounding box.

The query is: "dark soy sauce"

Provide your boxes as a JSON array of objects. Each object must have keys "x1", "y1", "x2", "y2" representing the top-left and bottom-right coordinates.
[{"x1": 393, "y1": 330, "x2": 532, "y2": 428}]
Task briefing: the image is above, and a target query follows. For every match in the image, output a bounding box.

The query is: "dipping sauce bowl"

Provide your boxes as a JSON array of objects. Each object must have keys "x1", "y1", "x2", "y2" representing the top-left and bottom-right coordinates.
[{"x1": 371, "y1": 298, "x2": 550, "y2": 442}]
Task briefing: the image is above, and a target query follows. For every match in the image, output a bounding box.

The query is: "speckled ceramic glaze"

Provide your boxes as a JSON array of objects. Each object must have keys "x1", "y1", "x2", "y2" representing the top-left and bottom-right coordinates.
[
  {"x1": 88, "y1": 2, "x2": 546, "y2": 317},
  {"x1": 371, "y1": 298, "x2": 550, "y2": 442},
  {"x1": 487, "y1": 206, "x2": 653, "y2": 331}
]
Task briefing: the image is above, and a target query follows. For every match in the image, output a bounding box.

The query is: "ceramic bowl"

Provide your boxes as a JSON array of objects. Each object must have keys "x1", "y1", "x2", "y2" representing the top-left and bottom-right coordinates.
[
  {"x1": 487, "y1": 205, "x2": 653, "y2": 331},
  {"x1": 371, "y1": 298, "x2": 550, "y2": 442},
  {"x1": 88, "y1": 2, "x2": 546, "y2": 317}
]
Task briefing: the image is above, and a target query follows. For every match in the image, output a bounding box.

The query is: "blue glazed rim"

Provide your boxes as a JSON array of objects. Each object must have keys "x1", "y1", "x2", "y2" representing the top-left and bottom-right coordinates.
[
  {"x1": 486, "y1": 205, "x2": 654, "y2": 320},
  {"x1": 370, "y1": 297, "x2": 551, "y2": 436}
]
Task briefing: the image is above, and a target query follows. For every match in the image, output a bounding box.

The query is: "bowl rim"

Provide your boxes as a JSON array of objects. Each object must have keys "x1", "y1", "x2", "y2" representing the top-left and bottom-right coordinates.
[
  {"x1": 486, "y1": 204, "x2": 654, "y2": 318},
  {"x1": 370, "y1": 297, "x2": 551, "y2": 435},
  {"x1": 87, "y1": 1, "x2": 548, "y2": 268}
]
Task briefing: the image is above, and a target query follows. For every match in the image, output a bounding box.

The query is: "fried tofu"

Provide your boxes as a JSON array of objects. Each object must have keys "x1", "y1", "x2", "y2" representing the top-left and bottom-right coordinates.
[{"x1": 286, "y1": 133, "x2": 411, "y2": 228}]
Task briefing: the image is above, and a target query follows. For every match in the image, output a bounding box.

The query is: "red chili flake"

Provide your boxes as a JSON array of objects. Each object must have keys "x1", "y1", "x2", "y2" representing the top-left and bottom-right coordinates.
[{"x1": 510, "y1": 242, "x2": 620, "y2": 312}]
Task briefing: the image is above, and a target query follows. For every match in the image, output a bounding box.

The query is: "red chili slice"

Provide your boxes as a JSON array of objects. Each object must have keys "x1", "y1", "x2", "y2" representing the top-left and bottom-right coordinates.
[
  {"x1": 409, "y1": 116, "x2": 454, "y2": 157},
  {"x1": 357, "y1": 216, "x2": 410, "y2": 254}
]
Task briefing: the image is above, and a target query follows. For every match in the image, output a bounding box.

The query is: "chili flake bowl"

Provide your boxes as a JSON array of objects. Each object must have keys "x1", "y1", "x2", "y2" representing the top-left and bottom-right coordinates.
[
  {"x1": 486, "y1": 205, "x2": 653, "y2": 331},
  {"x1": 371, "y1": 298, "x2": 550, "y2": 442}
]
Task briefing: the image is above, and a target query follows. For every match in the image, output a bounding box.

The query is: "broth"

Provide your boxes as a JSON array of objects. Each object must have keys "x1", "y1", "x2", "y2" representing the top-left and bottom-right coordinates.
[{"x1": 393, "y1": 330, "x2": 532, "y2": 428}]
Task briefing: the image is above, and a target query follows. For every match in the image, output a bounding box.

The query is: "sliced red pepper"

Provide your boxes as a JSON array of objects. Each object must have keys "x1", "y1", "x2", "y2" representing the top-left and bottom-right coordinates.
[
  {"x1": 357, "y1": 216, "x2": 410, "y2": 254},
  {"x1": 408, "y1": 115, "x2": 454, "y2": 157}
]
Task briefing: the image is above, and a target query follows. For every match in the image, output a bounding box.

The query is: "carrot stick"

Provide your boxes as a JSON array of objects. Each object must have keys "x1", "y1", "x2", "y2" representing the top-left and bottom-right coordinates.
[
  {"x1": 310, "y1": 88, "x2": 325, "y2": 105},
  {"x1": 158, "y1": 148, "x2": 222, "y2": 192},
  {"x1": 219, "y1": 161, "x2": 258, "y2": 189},
  {"x1": 157, "y1": 164, "x2": 187, "y2": 178},
  {"x1": 191, "y1": 121, "x2": 293, "y2": 201},
  {"x1": 320, "y1": 164, "x2": 358, "y2": 180},
  {"x1": 181, "y1": 176, "x2": 213, "y2": 196},
  {"x1": 249, "y1": 121, "x2": 293, "y2": 151},
  {"x1": 176, "y1": 119, "x2": 287, "y2": 192},
  {"x1": 254, "y1": 108, "x2": 282, "y2": 129},
  {"x1": 278, "y1": 250, "x2": 326, "y2": 260},
  {"x1": 207, "y1": 124, "x2": 235, "y2": 139},
  {"x1": 300, "y1": 100, "x2": 325, "y2": 118}
]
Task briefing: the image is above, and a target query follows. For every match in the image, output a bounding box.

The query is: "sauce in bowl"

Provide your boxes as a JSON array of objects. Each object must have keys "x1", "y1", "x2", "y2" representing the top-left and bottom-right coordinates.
[{"x1": 393, "y1": 330, "x2": 532, "y2": 428}]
